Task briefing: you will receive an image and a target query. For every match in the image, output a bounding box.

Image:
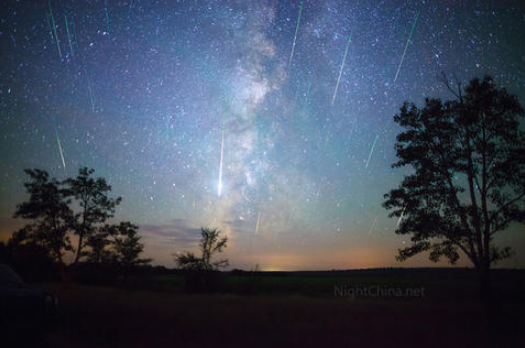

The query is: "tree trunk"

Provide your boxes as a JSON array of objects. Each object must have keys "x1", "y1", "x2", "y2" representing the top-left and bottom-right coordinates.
[
  {"x1": 56, "y1": 257, "x2": 69, "y2": 284},
  {"x1": 74, "y1": 234, "x2": 83, "y2": 264}
]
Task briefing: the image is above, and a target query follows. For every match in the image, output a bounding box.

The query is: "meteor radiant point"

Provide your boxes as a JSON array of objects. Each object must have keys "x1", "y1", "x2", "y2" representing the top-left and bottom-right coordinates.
[
  {"x1": 332, "y1": 33, "x2": 352, "y2": 105},
  {"x1": 394, "y1": 10, "x2": 419, "y2": 84},
  {"x1": 289, "y1": 1, "x2": 304, "y2": 65}
]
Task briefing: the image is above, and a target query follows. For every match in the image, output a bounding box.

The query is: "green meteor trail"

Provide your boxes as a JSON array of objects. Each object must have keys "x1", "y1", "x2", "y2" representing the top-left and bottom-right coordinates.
[
  {"x1": 289, "y1": 1, "x2": 304, "y2": 65},
  {"x1": 331, "y1": 33, "x2": 351, "y2": 105},
  {"x1": 65, "y1": 15, "x2": 74, "y2": 57},
  {"x1": 48, "y1": 0, "x2": 62, "y2": 60},
  {"x1": 394, "y1": 10, "x2": 419, "y2": 84},
  {"x1": 105, "y1": 7, "x2": 111, "y2": 39},
  {"x1": 71, "y1": 21, "x2": 79, "y2": 51}
]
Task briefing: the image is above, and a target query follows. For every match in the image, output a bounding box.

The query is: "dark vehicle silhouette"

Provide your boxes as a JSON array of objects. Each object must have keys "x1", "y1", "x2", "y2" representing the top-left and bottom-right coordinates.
[{"x1": 0, "y1": 263, "x2": 58, "y2": 339}]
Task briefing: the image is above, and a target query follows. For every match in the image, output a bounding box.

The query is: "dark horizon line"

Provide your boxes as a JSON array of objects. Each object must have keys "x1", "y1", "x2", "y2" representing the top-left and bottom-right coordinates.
[{"x1": 142, "y1": 265, "x2": 525, "y2": 273}]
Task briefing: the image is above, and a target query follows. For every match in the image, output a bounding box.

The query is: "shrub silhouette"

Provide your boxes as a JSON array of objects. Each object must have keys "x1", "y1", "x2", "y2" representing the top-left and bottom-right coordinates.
[{"x1": 175, "y1": 228, "x2": 228, "y2": 292}]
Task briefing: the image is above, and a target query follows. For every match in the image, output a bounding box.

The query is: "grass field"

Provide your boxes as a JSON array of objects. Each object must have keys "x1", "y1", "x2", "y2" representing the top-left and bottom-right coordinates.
[{"x1": 27, "y1": 269, "x2": 525, "y2": 347}]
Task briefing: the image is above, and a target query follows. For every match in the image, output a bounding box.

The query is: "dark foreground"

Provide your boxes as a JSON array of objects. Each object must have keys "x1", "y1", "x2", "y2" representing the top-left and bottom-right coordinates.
[{"x1": 18, "y1": 269, "x2": 525, "y2": 347}]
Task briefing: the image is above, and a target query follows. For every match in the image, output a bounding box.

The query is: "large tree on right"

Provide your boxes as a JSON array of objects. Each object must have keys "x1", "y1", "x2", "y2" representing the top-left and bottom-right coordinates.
[{"x1": 383, "y1": 76, "x2": 524, "y2": 286}]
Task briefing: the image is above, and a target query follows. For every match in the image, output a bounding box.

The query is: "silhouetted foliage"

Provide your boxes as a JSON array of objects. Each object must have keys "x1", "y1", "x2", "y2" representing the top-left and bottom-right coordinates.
[
  {"x1": 384, "y1": 75, "x2": 525, "y2": 279},
  {"x1": 113, "y1": 222, "x2": 151, "y2": 268},
  {"x1": 175, "y1": 228, "x2": 228, "y2": 271},
  {"x1": 59, "y1": 223, "x2": 150, "y2": 285},
  {"x1": 9, "y1": 167, "x2": 150, "y2": 285},
  {"x1": 12, "y1": 169, "x2": 73, "y2": 264},
  {"x1": 0, "y1": 241, "x2": 6, "y2": 262},
  {"x1": 175, "y1": 228, "x2": 228, "y2": 292},
  {"x1": 85, "y1": 223, "x2": 117, "y2": 264},
  {"x1": 64, "y1": 167, "x2": 122, "y2": 264}
]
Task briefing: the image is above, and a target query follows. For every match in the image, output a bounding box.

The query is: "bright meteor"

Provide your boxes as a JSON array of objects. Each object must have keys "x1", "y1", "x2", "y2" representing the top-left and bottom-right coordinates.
[
  {"x1": 55, "y1": 128, "x2": 66, "y2": 169},
  {"x1": 48, "y1": 0, "x2": 62, "y2": 61},
  {"x1": 289, "y1": 1, "x2": 304, "y2": 65},
  {"x1": 396, "y1": 205, "x2": 407, "y2": 227},
  {"x1": 105, "y1": 7, "x2": 111, "y2": 39},
  {"x1": 65, "y1": 15, "x2": 74, "y2": 57},
  {"x1": 332, "y1": 32, "x2": 351, "y2": 105},
  {"x1": 365, "y1": 135, "x2": 379, "y2": 168},
  {"x1": 394, "y1": 10, "x2": 419, "y2": 84}
]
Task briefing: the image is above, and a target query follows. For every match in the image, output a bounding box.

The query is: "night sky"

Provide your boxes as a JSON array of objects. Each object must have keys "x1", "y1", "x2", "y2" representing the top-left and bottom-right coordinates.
[{"x1": 1, "y1": 0, "x2": 524, "y2": 270}]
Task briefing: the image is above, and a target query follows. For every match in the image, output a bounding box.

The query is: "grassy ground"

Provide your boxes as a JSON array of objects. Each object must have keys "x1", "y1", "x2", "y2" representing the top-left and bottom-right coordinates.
[{"x1": 30, "y1": 269, "x2": 525, "y2": 347}]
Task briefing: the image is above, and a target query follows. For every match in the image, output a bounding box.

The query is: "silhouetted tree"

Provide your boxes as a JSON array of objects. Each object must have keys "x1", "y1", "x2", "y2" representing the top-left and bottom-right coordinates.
[
  {"x1": 176, "y1": 228, "x2": 228, "y2": 271},
  {"x1": 383, "y1": 76, "x2": 525, "y2": 301},
  {"x1": 64, "y1": 167, "x2": 122, "y2": 264},
  {"x1": 113, "y1": 222, "x2": 151, "y2": 268},
  {"x1": 12, "y1": 169, "x2": 73, "y2": 264},
  {"x1": 85, "y1": 224, "x2": 117, "y2": 264},
  {"x1": 0, "y1": 241, "x2": 6, "y2": 262}
]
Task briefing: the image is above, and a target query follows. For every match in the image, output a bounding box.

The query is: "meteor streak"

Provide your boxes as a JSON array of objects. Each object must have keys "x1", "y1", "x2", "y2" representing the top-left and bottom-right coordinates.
[
  {"x1": 55, "y1": 128, "x2": 66, "y2": 169},
  {"x1": 332, "y1": 33, "x2": 351, "y2": 105},
  {"x1": 365, "y1": 135, "x2": 379, "y2": 168},
  {"x1": 294, "y1": 81, "x2": 300, "y2": 106},
  {"x1": 217, "y1": 115, "x2": 225, "y2": 197},
  {"x1": 71, "y1": 20, "x2": 79, "y2": 51},
  {"x1": 305, "y1": 81, "x2": 311, "y2": 106},
  {"x1": 48, "y1": 0, "x2": 62, "y2": 60},
  {"x1": 105, "y1": 6, "x2": 111, "y2": 39},
  {"x1": 394, "y1": 10, "x2": 419, "y2": 84},
  {"x1": 65, "y1": 15, "x2": 74, "y2": 57},
  {"x1": 289, "y1": 1, "x2": 303, "y2": 65},
  {"x1": 87, "y1": 84, "x2": 96, "y2": 112},
  {"x1": 396, "y1": 205, "x2": 407, "y2": 227},
  {"x1": 368, "y1": 216, "x2": 378, "y2": 235},
  {"x1": 255, "y1": 210, "x2": 262, "y2": 235}
]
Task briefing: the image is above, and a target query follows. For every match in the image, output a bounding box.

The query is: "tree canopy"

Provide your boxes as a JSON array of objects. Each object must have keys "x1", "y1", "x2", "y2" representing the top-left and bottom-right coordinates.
[
  {"x1": 64, "y1": 167, "x2": 122, "y2": 263},
  {"x1": 10, "y1": 167, "x2": 148, "y2": 270},
  {"x1": 383, "y1": 75, "x2": 525, "y2": 271},
  {"x1": 175, "y1": 228, "x2": 228, "y2": 271},
  {"x1": 12, "y1": 169, "x2": 73, "y2": 263}
]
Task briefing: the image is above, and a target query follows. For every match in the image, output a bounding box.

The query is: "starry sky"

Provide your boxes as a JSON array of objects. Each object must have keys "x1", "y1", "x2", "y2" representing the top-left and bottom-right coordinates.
[{"x1": 1, "y1": 0, "x2": 525, "y2": 270}]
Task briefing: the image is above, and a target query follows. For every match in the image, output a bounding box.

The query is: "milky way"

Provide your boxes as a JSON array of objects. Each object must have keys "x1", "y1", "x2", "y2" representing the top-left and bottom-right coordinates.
[{"x1": 1, "y1": 0, "x2": 524, "y2": 269}]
